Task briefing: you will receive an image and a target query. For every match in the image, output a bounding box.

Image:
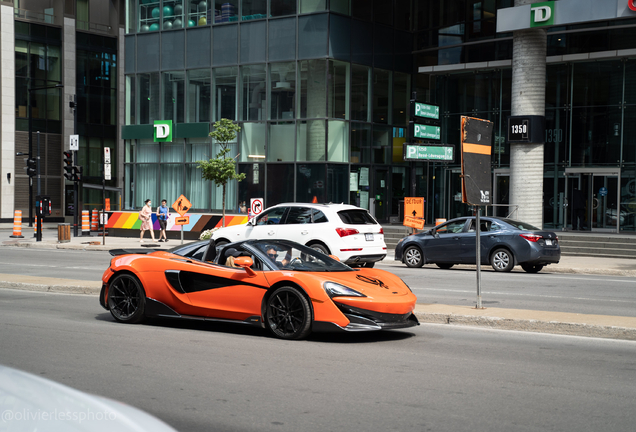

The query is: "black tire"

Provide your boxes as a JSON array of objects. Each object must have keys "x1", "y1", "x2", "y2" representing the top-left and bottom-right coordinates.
[
  {"x1": 107, "y1": 273, "x2": 146, "y2": 324},
  {"x1": 265, "y1": 287, "x2": 312, "y2": 340},
  {"x1": 215, "y1": 239, "x2": 229, "y2": 247},
  {"x1": 436, "y1": 263, "x2": 454, "y2": 269},
  {"x1": 403, "y1": 246, "x2": 424, "y2": 268},
  {"x1": 521, "y1": 263, "x2": 544, "y2": 273},
  {"x1": 491, "y1": 248, "x2": 514, "y2": 272},
  {"x1": 308, "y1": 242, "x2": 330, "y2": 255}
]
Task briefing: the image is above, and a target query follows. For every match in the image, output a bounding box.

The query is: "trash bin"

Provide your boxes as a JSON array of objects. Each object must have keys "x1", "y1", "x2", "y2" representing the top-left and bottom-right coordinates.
[{"x1": 58, "y1": 223, "x2": 71, "y2": 243}]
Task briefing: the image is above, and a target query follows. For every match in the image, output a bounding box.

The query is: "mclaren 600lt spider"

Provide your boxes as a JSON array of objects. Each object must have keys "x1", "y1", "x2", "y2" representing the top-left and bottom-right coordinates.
[{"x1": 100, "y1": 239, "x2": 418, "y2": 340}]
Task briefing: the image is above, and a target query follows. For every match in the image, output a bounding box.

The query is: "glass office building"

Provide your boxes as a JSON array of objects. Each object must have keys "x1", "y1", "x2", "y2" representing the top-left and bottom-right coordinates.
[{"x1": 3, "y1": 1, "x2": 636, "y2": 232}]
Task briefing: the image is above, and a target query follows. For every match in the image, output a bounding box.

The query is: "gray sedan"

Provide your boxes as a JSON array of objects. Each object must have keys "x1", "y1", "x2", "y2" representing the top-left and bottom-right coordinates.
[{"x1": 395, "y1": 217, "x2": 561, "y2": 273}]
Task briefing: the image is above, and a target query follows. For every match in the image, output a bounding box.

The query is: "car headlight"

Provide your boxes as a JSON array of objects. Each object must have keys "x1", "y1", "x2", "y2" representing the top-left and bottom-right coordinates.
[{"x1": 323, "y1": 282, "x2": 366, "y2": 298}]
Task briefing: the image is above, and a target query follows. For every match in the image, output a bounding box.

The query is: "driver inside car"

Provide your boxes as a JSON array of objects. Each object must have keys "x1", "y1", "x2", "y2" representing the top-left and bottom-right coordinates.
[{"x1": 266, "y1": 246, "x2": 291, "y2": 269}]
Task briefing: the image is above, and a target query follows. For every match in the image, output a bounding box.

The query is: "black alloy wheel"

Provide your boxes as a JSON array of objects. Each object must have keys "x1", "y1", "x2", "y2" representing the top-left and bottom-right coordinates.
[
  {"x1": 403, "y1": 246, "x2": 424, "y2": 268},
  {"x1": 436, "y1": 263, "x2": 454, "y2": 269},
  {"x1": 521, "y1": 263, "x2": 544, "y2": 273},
  {"x1": 266, "y1": 287, "x2": 312, "y2": 340},
  {"x1": 107, "y1": 273, "x2": 146, "y2": 324},
  {"x1": 491, "y1": 248, "x2": 514, "y2": 272}
]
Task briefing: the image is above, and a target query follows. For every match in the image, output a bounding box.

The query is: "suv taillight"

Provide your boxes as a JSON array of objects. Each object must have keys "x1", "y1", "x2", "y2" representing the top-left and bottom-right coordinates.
[
  {"x1": 379, "y1": 228, "x2": 384, "y2": 234},
  {"x1": 336, "y1": 228, "x2": 360, "y2": 237},
  {"x1": 520, "y1": 233, "x2": 542, "y2": 242}
]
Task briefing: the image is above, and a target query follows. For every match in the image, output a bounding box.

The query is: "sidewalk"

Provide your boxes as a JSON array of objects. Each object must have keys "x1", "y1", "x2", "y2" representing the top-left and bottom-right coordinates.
[{"x1": 2, "y1": 224, "x2": 636, "y2": 341}]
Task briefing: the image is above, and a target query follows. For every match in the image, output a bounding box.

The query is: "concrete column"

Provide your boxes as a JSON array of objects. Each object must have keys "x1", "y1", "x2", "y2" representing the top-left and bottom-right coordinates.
[
  {"x1": 509, "y1": 0, "x2": 546, "y2": 227},
  {"x1": 0, "y1": 4, "x2": 16, "y2": 219},
  {"x1": 307, "y1": 61, "x2": 326, "y2": 161}
]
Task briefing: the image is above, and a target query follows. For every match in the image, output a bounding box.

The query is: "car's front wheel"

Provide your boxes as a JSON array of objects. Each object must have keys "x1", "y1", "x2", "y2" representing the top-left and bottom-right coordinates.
[
  {"x1": 491, "y1": 248, "x2": 514, "y2": 272},
  {"x1": 521, "y1": 263, "x2": 544, "y2": 273},
  {"x1": 403, "y1": 246, "x2": 424, "y2": 268},
  {"x1": 265, "y1": 287, "x2": 312, "y2": 340},
  {"x1": 107, "y1": 273, "x2": 146, "y2": 324}
]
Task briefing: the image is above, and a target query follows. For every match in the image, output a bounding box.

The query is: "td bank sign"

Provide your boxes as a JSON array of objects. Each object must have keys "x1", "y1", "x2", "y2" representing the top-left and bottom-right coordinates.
[
  {"x1": 530, "y1": 1, "x2": 554, "y2": 27},
  {"x1": 154, "y1": 120, "x2": 172, "y2": 142}
]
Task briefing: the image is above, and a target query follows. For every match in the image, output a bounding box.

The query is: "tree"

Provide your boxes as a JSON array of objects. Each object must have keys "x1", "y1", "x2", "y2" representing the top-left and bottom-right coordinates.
[{"x1": 197, "y1": 119, "x2": 246, "y2": 227}]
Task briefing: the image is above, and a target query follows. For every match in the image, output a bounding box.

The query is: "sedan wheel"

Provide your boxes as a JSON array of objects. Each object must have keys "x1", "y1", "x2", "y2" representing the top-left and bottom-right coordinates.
[
  {"x1": 107, "y1": 273, "x2": 146, "y2": 324},
  {"x1": 491, "y1": 248, "x2": 514, "y2": 272},
  {"x1": 521, "y1": 263, "x2": 544, "y2": 273},
  {"x1": 403, "y1": 246, "x2": 424, "y2": 268},
  {"x1": 266, "y1": 287, "x2": 312, "y2": 340}
]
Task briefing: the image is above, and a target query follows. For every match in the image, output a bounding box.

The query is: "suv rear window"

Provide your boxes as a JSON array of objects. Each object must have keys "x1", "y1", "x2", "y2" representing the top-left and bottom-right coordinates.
[{"x1": 338, "y1": 210, "x2": 377, "y2": 225}]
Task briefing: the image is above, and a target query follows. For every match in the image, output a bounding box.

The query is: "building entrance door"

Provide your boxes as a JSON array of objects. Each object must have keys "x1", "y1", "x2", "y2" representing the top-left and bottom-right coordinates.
[
  {"x1": 565, "y1": 168, "x2": 620, "y2": 232},
  {"x1": 372, "y1": 168, "x2": 389, "y2": 222}
]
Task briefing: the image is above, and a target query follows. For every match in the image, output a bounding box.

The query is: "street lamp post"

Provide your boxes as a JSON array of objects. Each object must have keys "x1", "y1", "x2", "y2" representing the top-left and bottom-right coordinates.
[{"x1": 27, "y1": 82, "x2": 63, "y2": 240}]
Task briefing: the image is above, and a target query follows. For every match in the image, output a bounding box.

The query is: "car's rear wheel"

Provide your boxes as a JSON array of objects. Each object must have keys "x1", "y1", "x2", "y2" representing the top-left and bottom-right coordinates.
[
  {"x1": 107, "y1": 273, "x2": 146, "y2": 324},
  {"x1": 403, "y1": 246, "x2": 424, "y2": 268},
  {"x1": 491, "y1": 248, "x2": 514, "y2": 272},
  {"x1": 361, "y1": 261, "x2": 375, "y2": 268},
  {"x1": 521, "y1": 263, "x2": 544, "y2": 273},
  {"x1": 436, "y1": 263, "x2": 454, "y2": 269},
  {"x1": 265, "y1": 287, "x2": 312, "y2": 340},
  {"x1": 308, "y1": 242, "x2": 329, "y2": 255}
]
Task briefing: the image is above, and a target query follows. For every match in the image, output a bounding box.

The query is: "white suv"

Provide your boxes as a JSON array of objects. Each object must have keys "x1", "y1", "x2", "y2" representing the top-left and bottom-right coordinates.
[{"x1": 212, "y1": 203, "x2": 387, "y2": 267}]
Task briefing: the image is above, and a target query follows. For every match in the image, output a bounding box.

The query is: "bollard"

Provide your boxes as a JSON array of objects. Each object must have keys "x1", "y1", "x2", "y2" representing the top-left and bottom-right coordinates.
[
  {"x1": 82, "y1": 210, "x2": 90, "y2": 235},
  {"x1": 91, "y1": 209, "x2": 98, "y2": 232},
  {"x1": 10, "y1": 210, "x2": 24, "y2": 238}
]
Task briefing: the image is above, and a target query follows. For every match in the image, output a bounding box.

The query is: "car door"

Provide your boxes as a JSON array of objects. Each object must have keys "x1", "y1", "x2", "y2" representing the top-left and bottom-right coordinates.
[
  {"x1": 425, "y1": 219, "x2": 468, "y2": 263},
  {"x1": 276, "y1": 206, "x2": 314, "y2": 244},
  {"x1": 459, "y1": 218, "x2": 496, "y2": 264},
  {"x1": 245, "y1": 206, "x2": 288, "y2": 240},
  {"x1": 175, "y1": 257, "x2": 272, "y2": 322}
]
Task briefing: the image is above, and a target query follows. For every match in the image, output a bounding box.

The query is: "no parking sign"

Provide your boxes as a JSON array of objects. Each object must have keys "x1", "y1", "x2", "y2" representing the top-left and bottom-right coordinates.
[{"x1": 250, "y1": 198, "x2": 264, "y2": 216}]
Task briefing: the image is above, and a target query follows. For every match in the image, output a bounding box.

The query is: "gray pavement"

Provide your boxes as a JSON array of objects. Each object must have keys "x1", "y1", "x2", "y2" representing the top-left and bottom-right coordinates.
[{"x1": 2, "y1": 222, "x2": 636, "y2": 341}]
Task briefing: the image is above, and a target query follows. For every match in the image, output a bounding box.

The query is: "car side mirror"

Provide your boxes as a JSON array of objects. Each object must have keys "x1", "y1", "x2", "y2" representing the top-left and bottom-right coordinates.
[{"x1": 234, "y1": 256, "x2": 257, "y2": 277}]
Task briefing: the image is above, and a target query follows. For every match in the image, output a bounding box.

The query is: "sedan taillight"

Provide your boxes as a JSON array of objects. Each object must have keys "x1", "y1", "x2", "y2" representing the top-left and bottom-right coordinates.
[
  {"x1": 520, "y1": 233, "x2": 542, "y2": 242},
  {"x1": 336, "y1": 228, "x2": 360, "y2": 237}
]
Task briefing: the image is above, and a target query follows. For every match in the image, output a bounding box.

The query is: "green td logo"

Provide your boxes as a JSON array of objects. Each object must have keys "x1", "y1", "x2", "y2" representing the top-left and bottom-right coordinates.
[
  {"x1": 530, "y1": 1, "x2": 554, "y2": 27},
  {"x1": 154, "y1": 120, "x2": 172, "y2": 142}
]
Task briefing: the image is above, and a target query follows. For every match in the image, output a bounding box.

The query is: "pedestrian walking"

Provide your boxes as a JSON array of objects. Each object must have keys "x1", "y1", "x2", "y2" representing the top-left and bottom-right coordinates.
[
  {"x1": 156, "y1": 199, "x2": 169, "y2": 242},
  {"x1": 139, "y1": 199, "x2": 156, "y2": 242}
]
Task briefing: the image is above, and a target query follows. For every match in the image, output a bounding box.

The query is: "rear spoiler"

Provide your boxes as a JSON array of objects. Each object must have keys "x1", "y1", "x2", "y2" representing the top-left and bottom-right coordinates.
[{"x1": 109, "y1": 248, "x2": 157, "y2": 257}]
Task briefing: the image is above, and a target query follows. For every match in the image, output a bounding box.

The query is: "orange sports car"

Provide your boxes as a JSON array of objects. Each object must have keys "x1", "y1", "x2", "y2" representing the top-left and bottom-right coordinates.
[{"x1": 99, "y1": 239, "x2": 418, "y2": 340}]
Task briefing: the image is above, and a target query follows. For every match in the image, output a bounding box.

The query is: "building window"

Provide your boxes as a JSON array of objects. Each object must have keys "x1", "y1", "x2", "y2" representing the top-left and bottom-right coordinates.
[
  {"x1": 213, "y1": 67, "x2": 239, "y2": 121},
  {"x1": 187, "y1": 69, "x2": 211, "y2": 123},
  {"x1": 241, "y1": 64, "x2": 267, "y2": 121},
  {"x1": 269, "y1": 62, "x2": 296, "y2": 120},
  {"x1": 351, "y1": 64, "x2": 370, "y2": 122}
]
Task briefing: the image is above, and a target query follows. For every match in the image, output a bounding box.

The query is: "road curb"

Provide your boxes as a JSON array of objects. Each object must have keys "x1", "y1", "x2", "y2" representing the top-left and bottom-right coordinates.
[
  {"x1": 413, "y1": 311, "x2": 636, "y2": 341},
  {"x1": 0, "y1": 281, "x2": 101, "y2": 295}
]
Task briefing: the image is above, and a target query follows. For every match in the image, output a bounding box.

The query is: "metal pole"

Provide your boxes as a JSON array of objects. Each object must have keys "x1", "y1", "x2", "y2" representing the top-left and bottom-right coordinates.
[
  {"x1": 27, "y1": 85, "x2": 33, "y2": 227},
  {"x1": 36, "y1": 131, "x2": 42, "y2": 242},
  {"x1": 476, "y1": 206, "x2": 482, "y2": 309},
  {"x1": 102, "y1": 164, "x2": 106, "y2": 246},
  {"x1": 73, "y1": 95, "x2": 79, "y2": 237}
]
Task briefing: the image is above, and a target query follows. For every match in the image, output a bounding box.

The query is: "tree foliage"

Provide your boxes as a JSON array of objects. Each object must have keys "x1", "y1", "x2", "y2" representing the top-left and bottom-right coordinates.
[{"x1": 197, "y1": 119, "x2": 245, "y2": 226}]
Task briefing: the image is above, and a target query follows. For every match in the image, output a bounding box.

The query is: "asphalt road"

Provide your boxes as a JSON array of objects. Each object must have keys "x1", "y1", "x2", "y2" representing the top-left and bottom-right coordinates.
[
  {"x1": 1, "y1": 289, "x2": 635, "y2": 432},
  {"x1": 2, "y1": 248, "x2": 635, "y2": 317}
]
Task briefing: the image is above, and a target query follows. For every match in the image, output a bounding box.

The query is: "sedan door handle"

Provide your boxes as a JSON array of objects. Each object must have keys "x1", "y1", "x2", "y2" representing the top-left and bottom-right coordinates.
[{"x1": 454, "y1": 237, "x2": 460, "y2": 240}]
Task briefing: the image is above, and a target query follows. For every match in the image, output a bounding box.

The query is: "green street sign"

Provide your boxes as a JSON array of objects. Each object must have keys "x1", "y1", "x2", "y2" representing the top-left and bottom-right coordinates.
[
  {"x1": 412, "y1": 102, "x2": 440, "y2": 120},
  {"x1": 412, "y1": 123, "x2": 441, "y2": 140},
  {"x1": 403, "y1": 144, "x2": 454, "y2": 162}
]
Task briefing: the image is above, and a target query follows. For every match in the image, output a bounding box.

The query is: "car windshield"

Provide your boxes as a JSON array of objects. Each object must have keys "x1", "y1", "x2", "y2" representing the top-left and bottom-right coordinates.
[
  {"x1": 501, "y1": 219, "x2": 541, "y2": 231},
  {"x1": 248, "y1": 240, "x2": 353, "y2": 272}
]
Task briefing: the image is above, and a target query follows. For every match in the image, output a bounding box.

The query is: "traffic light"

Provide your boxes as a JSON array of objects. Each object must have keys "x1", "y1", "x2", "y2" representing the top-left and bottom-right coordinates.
[
  {"x1": 72, "y1": 165, "x2": 83, "y2": 182},
  {"x1": 63, "y1": 151, "x2": 73, "y2": 180},
  {"x1": 24, "y1": 158, "x2": 36, "y2": 177}
]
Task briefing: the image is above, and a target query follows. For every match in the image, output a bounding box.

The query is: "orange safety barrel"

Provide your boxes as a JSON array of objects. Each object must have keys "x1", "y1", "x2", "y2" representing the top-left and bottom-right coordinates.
[
  {"x1": 82, "y1": 210, "x2": 90, "y2": 235},
  {"x1": 91, "y1": 209, "x2": 98, "y2": 231},
  {"x1": 10, "y1": 210, "x2": 24, "y2": 238}
]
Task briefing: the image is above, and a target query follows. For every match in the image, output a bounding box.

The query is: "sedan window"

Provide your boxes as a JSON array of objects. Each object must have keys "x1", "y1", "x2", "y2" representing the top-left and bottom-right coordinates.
[
  {"x1": 436, "y1": 220, "x2": 466, "y2": 234},
  {"x1": 468, "y1": 220, "x2": 491, "y2": 232}
]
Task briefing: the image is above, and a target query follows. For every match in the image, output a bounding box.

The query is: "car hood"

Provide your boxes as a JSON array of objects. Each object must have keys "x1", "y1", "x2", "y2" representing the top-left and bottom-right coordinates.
[{"x1": 319, "y1": 268, "x2": 413, "y2": 298}]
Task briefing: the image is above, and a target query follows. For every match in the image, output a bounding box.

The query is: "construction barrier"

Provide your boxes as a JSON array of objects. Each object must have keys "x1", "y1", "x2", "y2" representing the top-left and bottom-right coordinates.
[
  {"x1": 82, "y1": 210, "x2": 90, "y2": 235},
  {"x1": 435, "y1": 218, "x2": 447, "y2": 226},
  {"x1": 10, "y1": 210, "x2": 23, "y2": 238},
  {"x1": 91, "y1": 209, "x2": 98, "y2": 231}
]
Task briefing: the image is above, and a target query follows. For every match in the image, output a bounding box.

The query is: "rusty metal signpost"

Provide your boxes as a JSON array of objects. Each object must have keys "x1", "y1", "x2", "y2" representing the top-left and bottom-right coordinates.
[{"x1": 172, "y1": 195, "x2": 192, "y2": 245}]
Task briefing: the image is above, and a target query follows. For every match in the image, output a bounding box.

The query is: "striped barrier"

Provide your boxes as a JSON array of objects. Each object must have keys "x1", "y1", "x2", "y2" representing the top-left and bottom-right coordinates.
[
  {"x1": 91, "y1": 209, "x2": 98, "y2": 231},
  {"x1": 10, "y1": 210, "x2": 23, "y2": 238},
  {"x1": 82, "y1": 210, "x2": 90, "y2": 235}
]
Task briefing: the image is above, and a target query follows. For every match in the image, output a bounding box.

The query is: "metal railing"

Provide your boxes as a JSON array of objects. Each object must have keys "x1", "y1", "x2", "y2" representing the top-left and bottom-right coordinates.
[{"x1": 14, "y1": 8, "x2": 55, "y2": 24}]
